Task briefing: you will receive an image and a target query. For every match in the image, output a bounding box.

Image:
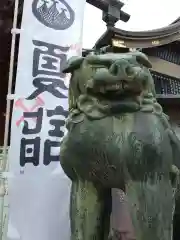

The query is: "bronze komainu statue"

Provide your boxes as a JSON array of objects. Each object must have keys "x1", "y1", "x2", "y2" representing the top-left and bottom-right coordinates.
[{"x1": 60, "y1": 51, "x2": 180, "y2": 240}]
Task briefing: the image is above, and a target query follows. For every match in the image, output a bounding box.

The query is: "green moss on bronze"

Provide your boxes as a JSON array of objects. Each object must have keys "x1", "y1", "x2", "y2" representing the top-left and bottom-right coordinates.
[{"x1": 60, "y1": 52, "x2": 180, "y2": 240}]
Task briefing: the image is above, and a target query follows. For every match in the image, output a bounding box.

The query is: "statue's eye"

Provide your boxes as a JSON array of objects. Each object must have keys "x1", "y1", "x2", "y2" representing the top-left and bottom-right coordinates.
[{"x1": 125, "y1": 66, "x2": 134, "y2": 77}]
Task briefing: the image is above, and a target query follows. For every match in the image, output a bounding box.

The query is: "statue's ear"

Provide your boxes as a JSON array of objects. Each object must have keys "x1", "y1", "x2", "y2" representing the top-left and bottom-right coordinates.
[
  {"x1": 134, "y1": 52, "x2": 152, "y2": 68},
  {"x1": 62, "y1": 56, "x2": 84, "y2": 73}
]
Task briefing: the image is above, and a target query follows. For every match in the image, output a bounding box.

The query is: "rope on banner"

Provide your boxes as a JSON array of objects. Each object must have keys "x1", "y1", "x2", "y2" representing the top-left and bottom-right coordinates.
[{"x1": 0, "y1": 0, "x2": 20, "y2": 238}]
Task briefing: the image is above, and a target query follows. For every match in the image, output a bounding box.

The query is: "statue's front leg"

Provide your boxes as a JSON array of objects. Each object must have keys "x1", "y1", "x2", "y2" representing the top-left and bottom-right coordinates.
[
  {"x1": 126, "y1": 178, "x2": 174, "y2": 240},
  {"x1": 108, "y1": 189, "x2": 135, "y2": 240},
  {"x1": 70, "y1": 180, "x2": 110, "y2": 240}
]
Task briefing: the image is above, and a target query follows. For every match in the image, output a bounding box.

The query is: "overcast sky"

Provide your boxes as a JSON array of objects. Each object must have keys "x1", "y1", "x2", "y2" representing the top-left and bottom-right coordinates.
[{"x1": 82, "y1": 0, "x2": 180, "y2": 48}]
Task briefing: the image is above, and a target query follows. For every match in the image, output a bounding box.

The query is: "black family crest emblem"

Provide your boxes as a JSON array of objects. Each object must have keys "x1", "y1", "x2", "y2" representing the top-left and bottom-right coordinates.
[{"x1": 32, "y1": 0, "x2": 75, "y2": 30}]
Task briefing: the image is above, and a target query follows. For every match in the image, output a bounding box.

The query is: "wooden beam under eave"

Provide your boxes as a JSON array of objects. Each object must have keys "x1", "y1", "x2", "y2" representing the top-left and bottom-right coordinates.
[{"x1": 148, "y1": 56, "x2": 180, "y2": 80}]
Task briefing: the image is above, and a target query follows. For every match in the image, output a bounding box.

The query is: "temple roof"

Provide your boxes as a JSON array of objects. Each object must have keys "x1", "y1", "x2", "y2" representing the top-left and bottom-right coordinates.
[
  {"x1": 94, "y1": 17, "x2": 180, "y2": 49},
  {"x1": 1, "y1": 1, "x2": 180, "y2": 97}
]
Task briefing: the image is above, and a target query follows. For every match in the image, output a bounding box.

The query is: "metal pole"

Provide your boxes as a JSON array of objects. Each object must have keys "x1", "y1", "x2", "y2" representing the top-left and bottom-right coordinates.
[{"x1": 0, "y1": 0, "x2": 20, "y2": 238}]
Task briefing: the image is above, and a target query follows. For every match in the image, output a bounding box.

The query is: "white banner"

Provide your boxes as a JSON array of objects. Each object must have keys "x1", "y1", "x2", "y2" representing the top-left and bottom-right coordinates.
[{"x1": 8, "y1": 0, "x2": 86, "y2": 239}]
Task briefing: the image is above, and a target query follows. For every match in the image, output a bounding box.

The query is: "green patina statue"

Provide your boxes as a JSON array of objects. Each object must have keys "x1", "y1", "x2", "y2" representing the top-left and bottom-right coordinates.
[{"x1": 60, "y1": 51, "x2": 180, "y2": 240}]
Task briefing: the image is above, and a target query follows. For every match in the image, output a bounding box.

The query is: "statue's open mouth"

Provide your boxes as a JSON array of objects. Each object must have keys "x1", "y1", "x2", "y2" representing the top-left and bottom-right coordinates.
[
  {"x1": 101, "y1": 82, "x2": 126, "y2": 91},
  {"x1": 86, "y1": 60, "x2": 144, "y2": 98},
  {"x1": 87, "y1": 78, "x2": 142, "y2": 99}
]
